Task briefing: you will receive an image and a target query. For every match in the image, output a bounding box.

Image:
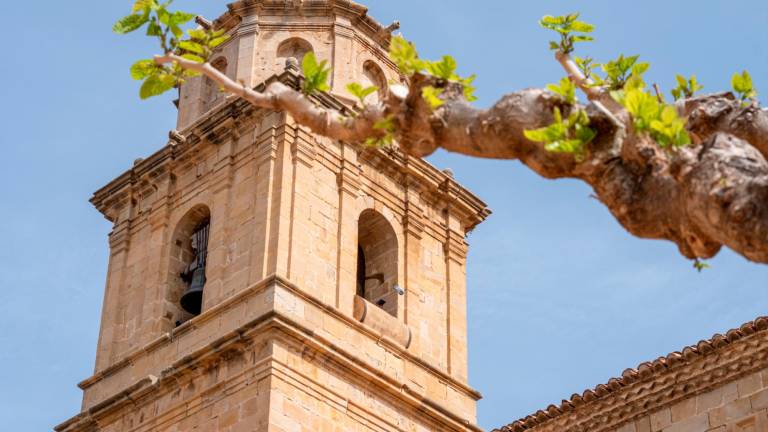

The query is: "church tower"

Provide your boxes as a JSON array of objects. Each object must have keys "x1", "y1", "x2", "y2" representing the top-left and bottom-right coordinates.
[{"x1": 57, "y1": 1, "x2": 490, "y2": 431}]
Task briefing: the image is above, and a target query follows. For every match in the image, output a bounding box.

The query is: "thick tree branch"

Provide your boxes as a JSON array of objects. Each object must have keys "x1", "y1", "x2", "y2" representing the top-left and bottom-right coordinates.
[
  {"x1": 160, "y1": 53, "x2": 768, "y2": 265},
  {"x1": 154, "y1": 54, "x2": 388, "y2": 143}
]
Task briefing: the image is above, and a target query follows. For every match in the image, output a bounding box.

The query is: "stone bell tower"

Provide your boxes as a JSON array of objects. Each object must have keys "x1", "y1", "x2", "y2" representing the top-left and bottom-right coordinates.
[{"x1": 57, "y1": 1, "x2": 490, "y2": 431}]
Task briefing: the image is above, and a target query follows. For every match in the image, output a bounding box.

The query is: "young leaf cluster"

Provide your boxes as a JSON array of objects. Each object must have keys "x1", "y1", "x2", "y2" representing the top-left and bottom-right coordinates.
[
  {"x1": 539, "y1": 13, "x2": 595, "y2": 54},
  {"x1": 178, "y1": 28, "x2": 229, "y2": 64},
  {"x1": 421, "y1": 86, "x2": 445, "y2": 109},
  {"x1": 301, "y1": 53, "x2": 332, "y2": 95},
  {"x1": 129, "y1": 59, "x2": 188, "y2": 99},
  {"x1": 114, "y1": 0, "x2": 231, "y2": 100},
  {"x1": 613, "y1": 80, "x2": 691, "y2": 148},
  {"x1": 524, "y1": 108, "x2": 596, "y2": 157},
  {"x1": 388, "y1": 36, "x2": 478, "y2": 105},
  {"x1": 671, "y1": 74, "x2": 703, "y2": 101},
  {"x1": 574, "y1": 56, "x2": 599, "y2": 80},
  {"x1": 546, "y1": 77, "x2": 577, "y2": 104},
  {"x1": 114, "y1": 0, "x2": 196, "y2": 53},
  {"x1": 597, "y1": 55, "x2": 649, "y2": 91},
  {"x1": 732, "y1": 70, "x2": 757, "y2": 103}
]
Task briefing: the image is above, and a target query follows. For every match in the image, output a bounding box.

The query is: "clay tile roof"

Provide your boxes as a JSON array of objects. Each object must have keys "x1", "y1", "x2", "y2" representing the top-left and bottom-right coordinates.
[{"x1": 494, "y1": 315, "x2": 768, "y2": 432}]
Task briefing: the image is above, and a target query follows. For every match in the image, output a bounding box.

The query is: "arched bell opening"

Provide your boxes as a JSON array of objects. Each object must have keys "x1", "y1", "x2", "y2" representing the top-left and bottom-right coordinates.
[
  {"x1": 165, "y1": 205, "x2": 211, "y2": 329},
  {"x1": 356, "y1": 209, "x2": 399, "y2": 317},
  {"x1": 276, "y1": 37, "x2": 314, "y2": 71}
]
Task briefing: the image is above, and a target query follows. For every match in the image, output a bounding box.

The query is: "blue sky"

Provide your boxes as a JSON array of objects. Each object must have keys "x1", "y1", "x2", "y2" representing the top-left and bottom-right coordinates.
[{"x1": 0, "y1": 1, "x2": 766, "y2": 430}]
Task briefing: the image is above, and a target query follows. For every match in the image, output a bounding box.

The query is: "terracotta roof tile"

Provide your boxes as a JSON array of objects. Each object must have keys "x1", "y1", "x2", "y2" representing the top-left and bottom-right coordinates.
[{"x1": 494, "y1": 315, "x2": 768, "y2": 432}]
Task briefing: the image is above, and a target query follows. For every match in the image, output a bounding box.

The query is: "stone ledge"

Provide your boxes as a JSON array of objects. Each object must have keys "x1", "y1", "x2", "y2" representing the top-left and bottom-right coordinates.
[
  {"x1": 69, "y1": 275, "x2": 481, "y2": 423},
  {"x1": 57, "y1": 311, "x2": 481, "y2": 432}
]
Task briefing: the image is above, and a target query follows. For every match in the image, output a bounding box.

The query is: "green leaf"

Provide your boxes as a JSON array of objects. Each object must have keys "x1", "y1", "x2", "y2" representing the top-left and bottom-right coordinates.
[
  {"x1": 619, "y1": 86, "x2": 691, "y2": 148},
  {"x1": 113, "y1": 13, "x2": 149, "y2": 34},
  {"x1": 460, "y1": 74, "x2": 478, "y2": 102},
  {"x1": 426, "y1": 56, "x2": 458, "y2": 80},
  {"x1": 170, "y1": 11, "x2": 195, "y2": 26},
  {"x1": 421, "y1": 86, "x2": 445, "y2": 109},
  {"x1": 574, "y1": 56, "x2": 599, "y2": 79},
  {"x1": 732, "y1": 70, "x2": 757, "y2": 101},
  {"x1": 209, "y1": 35, "x2": 230, "y2": 49},
  {"x1": 181, "y1": 54, "x2": 205, "y2": 64},
  {"x1": 601, "y1": 54, "x2": 646, "y2": 90},
  {"x1": 623, "y1": 88, "x2": 660, "y2": 131},
  {"x1": 546, "y1": 77, "x2": 577, "y2": 104},
  {"x1": 188, "y1": 28, "x2": 207, "y2": 40},
  {"x1": 301, "y1": 52, "x2": 332, "y2": 95},
  {"x1": 539, "y1": 13, "x2": 595, "y2": 54},
  {"x1": 524, "y1": 107, "x2": 595, "y2": 158},
  {"x1": 169, "y1": 24, "x2": 184, "y2": 39},
  {"x1": 389, "y1": 35, "x2": 425, "y2": 76},
  {"x1": 178, "y1": 40, "x2": 205, "y2": 55},
  {"x1": 146, "y1": 19, "x2": 163, "y2": 36},
  {"x1": 157, "y1": 7, "x2": 171, "y2": 25},
  {"x1": 572, "y1": 35, "x2": 594, "y2": 43},
  {"x1": 540, "y1": 15, "x2": 565, "y2": 27},
  {"x1": 130, "y1": 59, "x2": 158, "y2": 80},
  {"x1": 139, "y1": 73, "x2": 176, "y2": 99},
  {"x1": 132, "y1": 0, "x2": 154, "y2": 13},
  {"x1": 365, "y1": 116, "x2": 397, "y2": 147},
  {"x1": 675, "y1": 74, "x2": 688, "y2": 88},
  {"x1": 671, "y1": 74, "x2": 704, "y2": 100},
  {"x1": 631, "y1": 62, "x2": 650, "y2": 77},
  {"x1": 346, "y1": 82, "x2": 378, "y2": 104},
  {"x1": 570, "y1": 21, "x2": 595, "y2": 33}
]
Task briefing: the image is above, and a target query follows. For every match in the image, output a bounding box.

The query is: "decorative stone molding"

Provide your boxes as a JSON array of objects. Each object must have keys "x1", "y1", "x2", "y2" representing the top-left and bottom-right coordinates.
[{"x1": 59, "y1": 275, "x2": 482, "y2": 432}]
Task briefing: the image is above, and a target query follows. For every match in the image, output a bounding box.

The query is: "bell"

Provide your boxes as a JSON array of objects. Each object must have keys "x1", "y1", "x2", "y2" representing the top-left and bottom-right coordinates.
[{"x1": 180, "y1": 267, "x2": 206, "y2": 315}]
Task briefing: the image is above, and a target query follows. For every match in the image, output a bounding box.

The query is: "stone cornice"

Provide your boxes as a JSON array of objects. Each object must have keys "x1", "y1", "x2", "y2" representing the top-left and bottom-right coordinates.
[
  {"x1": 58, "y1": 275, "x2": 483, "y2": 432},
  {"x1": 496, "y1": 316, "x2": 768, "y2": 432},
  {"x1": 216, "y1": 0, "x2": 396, "y2": 50},
  {"x1": 73, "y1": 274, "x2": 481, "y2": 401}
]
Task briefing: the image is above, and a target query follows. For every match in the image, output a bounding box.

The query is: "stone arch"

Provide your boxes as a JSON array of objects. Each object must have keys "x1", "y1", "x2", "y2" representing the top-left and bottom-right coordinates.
[
  {"x1": 361, "y1": 60, "x2": 388, "y2": 103},
  {"x1": 277, "y1": 37, "x2": 314, "y2": 67},
  {"x1": 164, "y1": 204, "x2": 211, "y2": 329},
  {"x1": 356, "y1": 209, "x2": 400, "y2": 317},
  {"x1": 203, "y1": 56, "x2": 229, "y2": 112}
]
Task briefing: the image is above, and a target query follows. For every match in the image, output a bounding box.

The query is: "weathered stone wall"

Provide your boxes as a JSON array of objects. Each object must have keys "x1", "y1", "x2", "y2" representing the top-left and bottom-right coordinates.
[
  {"x1": 614, "y1": 370, "x2": 768, "y2": 432},
  {"x1": 59, "y1": 277, "x2": 482, "y2": 432},
  {"x1": 61, "y1": 4, "x2": 490, "y2": 431},
  {"x1": 69, "y1": 76, "x2": 487, "y2": 432}
]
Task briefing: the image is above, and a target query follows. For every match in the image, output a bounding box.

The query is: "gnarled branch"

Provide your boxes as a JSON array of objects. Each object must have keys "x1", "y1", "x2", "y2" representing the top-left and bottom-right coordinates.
[{"x1": 159, "y1": 54, "x2": 768, "y2": 265}]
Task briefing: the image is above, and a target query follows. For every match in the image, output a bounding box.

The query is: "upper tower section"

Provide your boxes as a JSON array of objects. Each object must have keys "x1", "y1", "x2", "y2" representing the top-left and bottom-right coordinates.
[{"x1": 177, "y1": 0, "x2": 401, "y2": 129}]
